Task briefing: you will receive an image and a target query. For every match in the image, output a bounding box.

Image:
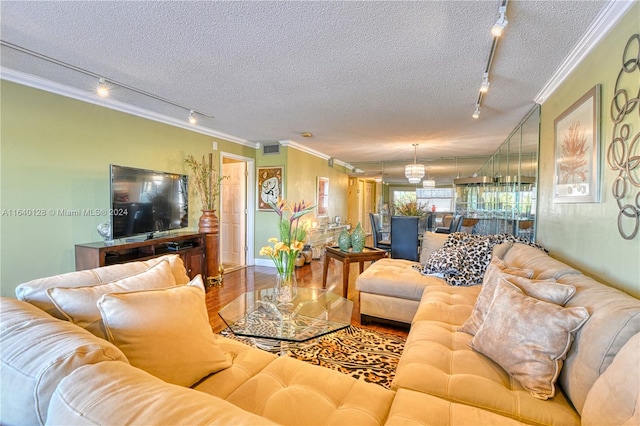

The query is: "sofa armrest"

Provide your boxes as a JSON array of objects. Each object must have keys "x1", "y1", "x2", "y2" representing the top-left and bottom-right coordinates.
[{"x1": 46, "y1": 362, "x2": 278, "y2": 425}]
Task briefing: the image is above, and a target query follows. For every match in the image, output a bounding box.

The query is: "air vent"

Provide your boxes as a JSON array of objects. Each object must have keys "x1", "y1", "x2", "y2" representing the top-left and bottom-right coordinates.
[{"x1": 262, "y1": 144, "x2": 280, "y2": 155}]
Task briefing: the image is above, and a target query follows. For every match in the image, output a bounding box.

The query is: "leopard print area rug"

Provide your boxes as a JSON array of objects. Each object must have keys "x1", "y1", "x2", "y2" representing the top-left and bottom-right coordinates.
[{"x1": 219, "y1": 325, "x2": 405, "y2": 389}]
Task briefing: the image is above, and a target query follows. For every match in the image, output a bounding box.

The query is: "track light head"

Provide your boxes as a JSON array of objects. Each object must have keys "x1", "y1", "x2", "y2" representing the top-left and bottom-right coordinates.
[
  {"x1": 96, "y1": 78, "x2": 109, "y2": 97},
  {"x1": 188, "y1": 110, "x2": 197, "y2": 125},
  {"x1": 480, "y1": 73, "x2": 490, "y2": 93},
  {"x1": 472, "y1": 105, "x2": 481, "y2": 119},
  {"x1": 491, "y1": 6, "x2": 508, "y2": 37}
]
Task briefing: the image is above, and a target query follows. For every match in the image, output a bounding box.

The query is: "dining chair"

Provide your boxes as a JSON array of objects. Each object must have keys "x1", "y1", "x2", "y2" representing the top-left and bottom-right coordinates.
[
  {"x1": 390, "y1": 216, "x2": 420, "y2": 261},
  {"x1": 369, "y1": 212, "x2": 391, "y2": 252},
  {"x1": 435, "y1": 214, "x2": 464, "y2": 234}
]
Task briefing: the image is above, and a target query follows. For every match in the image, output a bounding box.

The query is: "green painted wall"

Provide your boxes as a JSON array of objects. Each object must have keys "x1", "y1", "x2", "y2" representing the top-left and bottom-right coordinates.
[
  {"x1": 254, "y1": 146, "x2": 349, "y2": 262},
  {"x1": 0, "y1": 81, "x2": 253, "y2": 297},
  {"x1": 537, "y1": 3, "x2": 640, "y2": 297},
  {"x1": 0, "y1": 81, "x2": 350, "y2": 293}
]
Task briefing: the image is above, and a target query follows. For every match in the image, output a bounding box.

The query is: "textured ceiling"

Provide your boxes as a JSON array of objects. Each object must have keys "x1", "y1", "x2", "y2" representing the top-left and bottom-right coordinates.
[{"x1": 0, "y1": 0, "x2": 611, "y2": 184}]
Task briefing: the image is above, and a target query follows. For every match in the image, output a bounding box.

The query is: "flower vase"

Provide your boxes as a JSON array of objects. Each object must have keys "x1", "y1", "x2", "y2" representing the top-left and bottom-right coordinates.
[
  {"x1": 275, "y1": 270, "x2": 298, "y2": 320},
  {"x1": 351, "y1": 222, "x2": 366, "y2": 253},
  {"x1": 338, "y1": 228, "x2": 352, "y2": 251}
]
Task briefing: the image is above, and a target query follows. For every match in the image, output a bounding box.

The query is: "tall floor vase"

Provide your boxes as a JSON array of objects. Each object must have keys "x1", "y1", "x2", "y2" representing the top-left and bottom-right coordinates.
[{"x1": 198, "y1": 210, "x2": 220, "y2": 288}]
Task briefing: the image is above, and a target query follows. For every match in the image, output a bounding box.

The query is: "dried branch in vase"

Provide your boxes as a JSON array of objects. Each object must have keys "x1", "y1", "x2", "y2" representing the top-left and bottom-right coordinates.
[{"x1": 184, "y1": 154, "x2": 229, "y2": 211}]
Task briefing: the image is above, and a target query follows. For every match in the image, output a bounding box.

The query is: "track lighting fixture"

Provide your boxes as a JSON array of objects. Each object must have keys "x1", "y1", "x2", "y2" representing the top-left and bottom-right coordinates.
[
  {"x1": 405, "y1": 144, "x2": 425, "y2": 184},
  {"x1": 480, "y1": 73, "x2": 490, "y2": 93},
  {"x1": 1, "y1": 42, "x2": 216, "y2": 125},
  {"x1": 491, "y1": 5, "x2": 508, "y2": 37},
  {"x1": 473, "y1": 1, "x2": 507, "y2": 118},
  {"x1": 96, "y1": 78, "x2": 109, "y2": 97}
]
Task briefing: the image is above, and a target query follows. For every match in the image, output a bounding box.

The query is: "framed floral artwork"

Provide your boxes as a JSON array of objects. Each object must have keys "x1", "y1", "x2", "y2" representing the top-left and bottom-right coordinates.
[
  {"x1": 257, "y1": 166, "x2": 284, "y2": 211},
  {"x1": 553, "y1": 85, "x2": 601, "y2": 203},
  {"x1": 317, "y1": 177, "x2": 329, "y2": 217}
]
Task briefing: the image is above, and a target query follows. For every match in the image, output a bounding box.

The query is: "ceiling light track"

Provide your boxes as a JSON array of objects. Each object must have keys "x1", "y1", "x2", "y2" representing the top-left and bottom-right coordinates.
[
  {"x1": 0, "y1": 40, "x2": 214, "y2": 123},
  {"x1": 473, "y1": 0, "x2": 508, "y2": 118}
]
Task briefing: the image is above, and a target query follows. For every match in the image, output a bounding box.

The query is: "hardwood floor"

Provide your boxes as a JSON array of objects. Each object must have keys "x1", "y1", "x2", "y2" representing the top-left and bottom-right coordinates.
[{"x1": 205, "y1": 258, "x2": 409, "y2": 339}]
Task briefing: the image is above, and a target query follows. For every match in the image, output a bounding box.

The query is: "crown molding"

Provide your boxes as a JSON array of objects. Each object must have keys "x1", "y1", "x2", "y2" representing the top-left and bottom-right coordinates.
[
  {"x1": 534, "y1": 0, "x2": 635, "y2": 104},
  {"x1": 277, "y1": 139, "x2": 358, "y2": 172},
  {"x1": 0, "y1": 67, "x2": 258, "y2": 149}
]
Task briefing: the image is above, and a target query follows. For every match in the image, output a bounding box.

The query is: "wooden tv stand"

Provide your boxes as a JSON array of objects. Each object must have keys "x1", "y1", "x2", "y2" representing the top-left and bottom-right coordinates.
[{"x1": 75, "y1": 232, "x2": 206, "y2": 279}]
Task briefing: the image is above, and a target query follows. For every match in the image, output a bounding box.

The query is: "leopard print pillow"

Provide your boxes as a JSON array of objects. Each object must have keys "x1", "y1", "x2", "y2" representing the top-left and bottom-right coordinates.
[
  {"x1": 421, "y1": 246, "x2": 465, "y2": 276},
  {"x1": 416, "y1": 232, "x2": 548, "y2": 286},
  {"x1": 445, "y1": 237, "x2": 492, "y2": 286}
]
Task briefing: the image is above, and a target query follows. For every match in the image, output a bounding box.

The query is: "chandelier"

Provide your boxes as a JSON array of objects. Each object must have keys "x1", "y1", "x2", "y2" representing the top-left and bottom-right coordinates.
[
  {"x1": 405, "y1": 144, "x2": 425, "y2": 184},
  {"x1": 423, "y1": 166, "x2": 435, "y2": 188}
]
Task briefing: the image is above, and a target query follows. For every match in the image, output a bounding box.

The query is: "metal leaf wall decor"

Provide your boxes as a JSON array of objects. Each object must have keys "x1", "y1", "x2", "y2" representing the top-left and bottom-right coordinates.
[{"x1": 607, "y1": 33, "x2": 640, "y2": 240}]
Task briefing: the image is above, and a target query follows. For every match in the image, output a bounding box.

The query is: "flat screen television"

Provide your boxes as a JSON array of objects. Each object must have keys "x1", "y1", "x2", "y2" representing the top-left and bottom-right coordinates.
[{"x1": 110, "y1": 165, "x2": 189, "y2": 240}]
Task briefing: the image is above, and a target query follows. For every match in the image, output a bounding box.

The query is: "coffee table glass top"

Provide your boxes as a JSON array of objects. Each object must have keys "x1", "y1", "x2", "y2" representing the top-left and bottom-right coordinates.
[{"x1": 218, "y1": 287, "x2": 354, "y2": 342}]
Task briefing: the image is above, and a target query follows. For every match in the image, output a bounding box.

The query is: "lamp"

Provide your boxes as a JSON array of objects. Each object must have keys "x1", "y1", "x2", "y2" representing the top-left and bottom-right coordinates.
[
  {"x1": 491, "y1": 5, "x2": 508, "y2": 37},
  {"x1": 480, "y1": 72, "x2": 490, "y2": 93},
  {"x1": 423, "y1": 167, "x2": 435, "y2": 188},
  {"x1": 472, "y1": 104, "x2": 481, "y2": 119},
  {"x1": 96, "y1": 78, "x2": 109, "y2": 97},
  {"x1": 405, "y1": 144, "x2": 425, "y2": 184},
  {"x1": 188, "y1": 110, "x2": 197, "y2": 124}
]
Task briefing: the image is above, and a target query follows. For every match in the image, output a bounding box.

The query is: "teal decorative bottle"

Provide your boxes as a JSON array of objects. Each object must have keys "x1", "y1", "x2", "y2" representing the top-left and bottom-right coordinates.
[
  {"x1": 351, "y1": 223, "x2": 366, "y2": 253},
  {"x1": 338, "y1": 228, "x2": 352, "y2": 251}
]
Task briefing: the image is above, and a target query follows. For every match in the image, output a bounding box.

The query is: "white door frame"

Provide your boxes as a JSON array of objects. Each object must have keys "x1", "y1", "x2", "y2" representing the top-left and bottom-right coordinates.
[{"x1": 219, "y1": 152, "x2": 255, "y2": 266}]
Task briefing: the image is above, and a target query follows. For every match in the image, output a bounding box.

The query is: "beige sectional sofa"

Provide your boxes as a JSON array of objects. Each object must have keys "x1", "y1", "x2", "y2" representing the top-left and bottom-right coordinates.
[
  {"x1": 358, "y1": 235, "x2": 640, "y2": 425},
  {"x1": 2, "y1": 239, "x2": 639, "y2": 425}
]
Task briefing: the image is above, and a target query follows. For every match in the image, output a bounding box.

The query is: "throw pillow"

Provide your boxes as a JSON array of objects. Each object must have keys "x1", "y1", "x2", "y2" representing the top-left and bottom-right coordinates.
[
  {"x1": 419, "y1": 231, "x2": 448, "y2": 263},
  {"x1": 470, "y1": 281, "x2": 589, "y2": 400},
  {"x1": 47, "y1": 260, "x2": 176, "y2": 339},
  {"x1": 445, "y1": 237, "x2": 493, "y2": 286},
  {"x1": 421, "y1": 246, "x2": 465, "y2": 276},
  {"x1": 97, "y1": 278, "x2": 232, "y2": 387},
  {"x1": 459, "y1": 264, "x2": 575, "y2": 336}
]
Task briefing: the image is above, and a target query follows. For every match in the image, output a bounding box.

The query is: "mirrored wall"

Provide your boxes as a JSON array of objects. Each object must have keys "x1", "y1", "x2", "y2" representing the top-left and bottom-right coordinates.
[{"x1": 454, "y1": 105, "x2": 540, "y2": 240}]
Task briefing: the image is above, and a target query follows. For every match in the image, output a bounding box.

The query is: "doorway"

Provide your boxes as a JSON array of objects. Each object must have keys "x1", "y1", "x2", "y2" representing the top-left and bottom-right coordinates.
[{"x1": 219, "y1": 153, "x2": 255, "y2": 272}]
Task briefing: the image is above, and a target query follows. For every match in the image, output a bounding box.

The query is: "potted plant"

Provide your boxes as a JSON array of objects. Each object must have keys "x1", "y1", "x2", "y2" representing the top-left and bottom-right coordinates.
[
  {"x1": 184, "y1": 153, "x2": 228, "y2": 287},
  {"x1": 394, "y1": 200, "x2": 429, "y2": 217}
]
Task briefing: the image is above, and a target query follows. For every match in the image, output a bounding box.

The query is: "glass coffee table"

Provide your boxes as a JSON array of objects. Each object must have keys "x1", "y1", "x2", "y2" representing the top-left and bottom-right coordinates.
[{"x1": 218, "y1": 287, "x2": 353, "y2": 343}]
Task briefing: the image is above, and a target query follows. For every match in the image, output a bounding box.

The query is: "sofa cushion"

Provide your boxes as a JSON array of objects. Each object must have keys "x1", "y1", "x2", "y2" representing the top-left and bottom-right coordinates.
[
  {"x1": 0, "y1": 297, "x2": 128, "y2": 426},
  {"x1": 193, "y1": 335, "x2": 278, "y2": 399},
  {"x1": 356, "y1": 258, "x2": 447, "y2": 301},
  {"x1": 47, "y1": 259, "x2": 177, "y2": 338},
  {"x1": 392, "y1": 320, "x2": 581, "y2": 425},
  {"x1": 16, "y1": 254, "x2": 189, "y2": 319},
  {"x1": 412, "y1": 285, "x2": 481, "y2": 325},
  {"x1": 469, "y1": 281, "x2": 589, "y2": 400},
  {"x1": 502, "y1": 243, "x2": 580, "y2": 280},
  {"x1": 386, "y1": 388, "x2": 530, "y2": 425},
  {"x1": 225, "y1": 355, "x2": 395, "y2": 425},
  {"x1": 556, "y1": 273, "x2": 640, "y2": 413},
  {"x1": 419, "y1": 231, "x2": 449, "y2": 263},
  {"x1": 98, "y1": 278, "x2": 232, "y2": 387},
  {"x1": 581, "y1": 332, "x2": 640, "y2": 426},
  {"x1": 46, "y1": 362, "x2": 277, "y2": 425},
  {"x1": 460, "y1": 264, "x2": 575, "y2": 336}
]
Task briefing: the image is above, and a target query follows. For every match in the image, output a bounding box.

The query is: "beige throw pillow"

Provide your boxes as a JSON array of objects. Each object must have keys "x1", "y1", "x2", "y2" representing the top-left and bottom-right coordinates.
[
  {"x1": 470, "y1": 281, "x2": 589, "y2": 400},
  {"x1": 47, "y1": 260, "x2": 176, "y2": 338},
  {"x1": 459, "y1": 260, "x2": 534, "y2": 335},
  {"x1": 97, "y1": 278, "x2": 232, "y2": 387}
]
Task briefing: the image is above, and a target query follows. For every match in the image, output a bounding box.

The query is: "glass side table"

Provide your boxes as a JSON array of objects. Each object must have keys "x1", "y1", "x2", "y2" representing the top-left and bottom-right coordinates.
[{"x1": 218, "y1": 287, "x2": 353, "y2": 343}]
